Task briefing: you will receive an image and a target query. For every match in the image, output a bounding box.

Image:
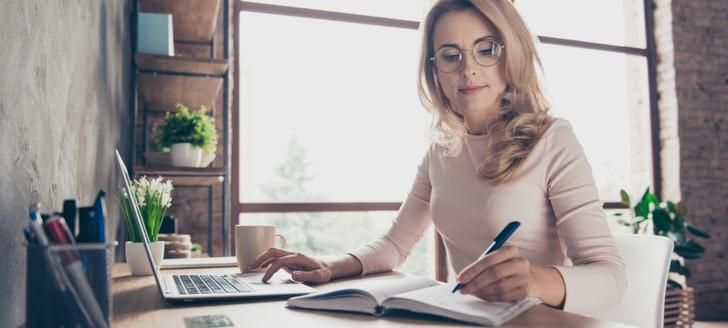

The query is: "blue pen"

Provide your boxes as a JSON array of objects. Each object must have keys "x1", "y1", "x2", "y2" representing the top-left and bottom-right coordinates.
[{"x1": 452, "y1": 221, "x2": 521, "y2": 293}]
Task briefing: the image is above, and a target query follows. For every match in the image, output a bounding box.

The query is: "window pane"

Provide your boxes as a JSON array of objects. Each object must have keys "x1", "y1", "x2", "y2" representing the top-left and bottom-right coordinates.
[
  {"x1": 243, "y1": 0, "x2": 432, "y2": 21},
  {"x1": 538, "y1": 44, "x2": 653, "y2": 201},
  {"x1": 515, "y1": 0, "x2": 646, "y2": 48},
  {"x1": 240, "y1": 212, "x2": 436, "y2": 278},
  {"x1": 239, "y1": 12, "x2": 431, "y2": 203}
]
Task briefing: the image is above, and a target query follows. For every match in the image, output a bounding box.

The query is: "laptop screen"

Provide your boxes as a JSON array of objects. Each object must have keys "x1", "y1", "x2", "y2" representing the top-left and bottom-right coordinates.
[{"x1": 115, "y1": 149, "x2": 165, "y2": 293}]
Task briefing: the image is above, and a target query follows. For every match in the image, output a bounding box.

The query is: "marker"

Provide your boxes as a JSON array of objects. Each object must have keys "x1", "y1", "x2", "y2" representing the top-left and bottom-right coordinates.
[{"x1": 452, "y1": 221, "x2": 521, "y2": 294}]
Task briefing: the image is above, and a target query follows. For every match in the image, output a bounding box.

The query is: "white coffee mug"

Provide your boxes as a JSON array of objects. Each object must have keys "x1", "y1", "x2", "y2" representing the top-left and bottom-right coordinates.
[{"x1": 235, "y1": 225, "x2": 286, "y2": 273}]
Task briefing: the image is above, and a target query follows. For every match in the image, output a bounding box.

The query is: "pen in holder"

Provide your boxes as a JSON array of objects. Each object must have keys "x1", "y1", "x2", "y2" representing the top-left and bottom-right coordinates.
[{"x1": 26, "y1": 243, "x2": 115, "y2": 328}]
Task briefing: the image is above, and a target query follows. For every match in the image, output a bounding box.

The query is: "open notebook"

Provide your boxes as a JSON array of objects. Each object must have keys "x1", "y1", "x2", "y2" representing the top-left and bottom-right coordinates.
[{"x1": 286, "y1": 275, "x2": 540, "y2": 326}]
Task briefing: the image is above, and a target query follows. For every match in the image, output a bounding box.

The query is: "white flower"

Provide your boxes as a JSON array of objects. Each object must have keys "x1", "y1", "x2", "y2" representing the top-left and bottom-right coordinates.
[{"x1": 123, "y1": 176, "x2": 173, "y2": 208}]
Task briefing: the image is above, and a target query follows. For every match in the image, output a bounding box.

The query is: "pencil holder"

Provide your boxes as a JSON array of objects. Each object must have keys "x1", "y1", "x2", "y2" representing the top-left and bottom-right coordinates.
[{"x1": 26, "y1": 243, "x2": 115, "y2": 328}]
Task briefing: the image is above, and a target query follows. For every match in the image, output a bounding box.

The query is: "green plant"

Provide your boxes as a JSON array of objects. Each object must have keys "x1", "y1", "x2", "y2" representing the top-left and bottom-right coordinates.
[
  {"x1": 120, "y1": 176, "x2": 174, "y2": 243},
  {"x1": 154, "y1": 103, "x2": 218, "y2": 153},
  {"x1": 615, "y1": 187, "x2": 710, "y2": 288}
]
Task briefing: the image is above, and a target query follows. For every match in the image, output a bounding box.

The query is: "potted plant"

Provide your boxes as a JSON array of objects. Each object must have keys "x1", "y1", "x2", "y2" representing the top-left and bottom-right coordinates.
[
  {"x1": 614, "y1": 187, "x2": 710, "y2": 326},
  {"x1": 154, "y1": 103, "x2": 218, "y2": 167},
  {"x1": 120, "y1": 176, "x2": 174, "y2": 275}
]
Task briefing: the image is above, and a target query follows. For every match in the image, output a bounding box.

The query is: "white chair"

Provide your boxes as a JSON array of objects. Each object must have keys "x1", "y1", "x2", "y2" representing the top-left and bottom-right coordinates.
[{"x1": 590, "y1": 234, "x2": 674, "y2": 328}]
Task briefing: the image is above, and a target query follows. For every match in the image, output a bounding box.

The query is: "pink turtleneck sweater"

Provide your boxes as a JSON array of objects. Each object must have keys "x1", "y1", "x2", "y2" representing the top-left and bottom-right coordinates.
[{"x1": 348, "y1": 118, "x2": 627, "y2": 314}]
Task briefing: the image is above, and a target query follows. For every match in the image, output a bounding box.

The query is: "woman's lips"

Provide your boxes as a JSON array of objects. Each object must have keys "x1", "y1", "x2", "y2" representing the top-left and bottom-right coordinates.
[{"x1": 458, "y1": 85, "x2": 486, "y2": 95}]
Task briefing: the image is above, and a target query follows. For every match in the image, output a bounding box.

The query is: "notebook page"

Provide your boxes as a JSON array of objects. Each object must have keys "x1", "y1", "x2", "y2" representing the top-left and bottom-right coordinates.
[
  {"x1": 383, "y1": 284, "x2": 540, "y2": 326},
  {"x1": 287, "y1": 274, "x2": 439, "y2": 314}
]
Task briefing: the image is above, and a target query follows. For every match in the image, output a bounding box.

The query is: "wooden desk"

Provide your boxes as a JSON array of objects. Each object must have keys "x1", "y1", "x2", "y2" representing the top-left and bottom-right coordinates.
[{"x1": 112, "y1": 264, "x2": 634, "y2": 327}]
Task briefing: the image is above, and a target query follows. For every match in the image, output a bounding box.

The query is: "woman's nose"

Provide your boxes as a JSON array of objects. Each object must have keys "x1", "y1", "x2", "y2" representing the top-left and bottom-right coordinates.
[{"x1": 460, "y1": 52, "x2": 478, "y2": 77}]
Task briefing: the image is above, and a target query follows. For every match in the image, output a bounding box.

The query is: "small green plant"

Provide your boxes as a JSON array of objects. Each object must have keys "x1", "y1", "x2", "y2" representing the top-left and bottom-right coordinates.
[
  {"x1": 154, "y1": 103, "x2": 218, "y2": 153},
  {"x1": 615, "y1": 187, "x2": 710, "y2": 288},
  {"x1": 120, "y1": 176, "x2": 174, "y2": 243}
]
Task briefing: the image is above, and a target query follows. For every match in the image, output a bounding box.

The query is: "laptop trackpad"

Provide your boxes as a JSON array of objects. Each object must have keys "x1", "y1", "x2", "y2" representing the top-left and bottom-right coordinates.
[{"x1": 233, "y1": 271, "x2": 300, "y2": 289}]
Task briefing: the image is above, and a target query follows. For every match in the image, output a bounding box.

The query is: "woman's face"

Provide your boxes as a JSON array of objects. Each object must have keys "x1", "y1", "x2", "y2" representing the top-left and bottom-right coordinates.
[{"x1": 432, "y1": 9, "x2": 507, "y2": 120}]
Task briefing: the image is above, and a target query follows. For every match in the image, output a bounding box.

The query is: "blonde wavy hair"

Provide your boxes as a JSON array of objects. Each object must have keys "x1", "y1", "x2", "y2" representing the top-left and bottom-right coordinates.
[{"x1": 418, "y1": 0, "x2": 553, "y2": 183}]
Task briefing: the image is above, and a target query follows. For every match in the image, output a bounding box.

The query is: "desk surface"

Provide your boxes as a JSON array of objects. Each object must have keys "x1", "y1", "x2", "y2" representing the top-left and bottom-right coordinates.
[{"x1": 112, "y1": 263, "x2": 634, "y2": 327}]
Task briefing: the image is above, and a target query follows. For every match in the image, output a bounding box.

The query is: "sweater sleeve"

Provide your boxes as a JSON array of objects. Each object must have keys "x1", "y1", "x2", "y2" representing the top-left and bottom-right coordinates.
[
  {"x1": 347, "y1": 148, "x2": 433, "y2": 274},
  {"x1": 545, "y1": 121, "x2": 627, "y2": 314}
]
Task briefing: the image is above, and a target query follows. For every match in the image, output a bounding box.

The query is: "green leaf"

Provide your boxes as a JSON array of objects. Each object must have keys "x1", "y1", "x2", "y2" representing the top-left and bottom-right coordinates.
[
  {"x1": 686, "y1": 224, "x2": 710, "y2": 238},
  {"x1": 620, "y1": 189, "x2": 631, "y2": 207},
  {"x1": 667, "y1": 201, "x2": 678, "y2": 214},
  {"x1": 674, "y1": 244, "x2": 703, "y2": 259},
  {"x1": 684, "y1": 239, "x2": 705, "y2": 253},
  {"x1": 669, "y1": 259, "x2": 687, "y2": 275},
  {"x1": 667, "y1": 279, "x2": 683, "y2": 289},
  {"x1": 652, "y1": 208, "x2": 672, "y2": 232}
]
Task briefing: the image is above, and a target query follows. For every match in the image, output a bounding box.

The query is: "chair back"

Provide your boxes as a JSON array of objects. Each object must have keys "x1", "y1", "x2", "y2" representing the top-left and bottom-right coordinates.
[{"x1": 590, "y1": 234, "x2": 673, "y2": 328}]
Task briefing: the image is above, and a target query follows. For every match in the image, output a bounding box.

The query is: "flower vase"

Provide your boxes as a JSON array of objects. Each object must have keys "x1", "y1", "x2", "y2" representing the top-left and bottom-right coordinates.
[{"x1": 125, "y1": 241, "x2": 165, "y2": 276}]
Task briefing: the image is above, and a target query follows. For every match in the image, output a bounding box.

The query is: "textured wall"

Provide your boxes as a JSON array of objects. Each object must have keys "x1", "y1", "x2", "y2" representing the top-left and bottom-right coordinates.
[
  {"x1": 673, "y1": 0, "x2": 728, "y2": 320},
  {"x1": 655, "y1": 0, "x2": 728, "y2": 320},
  {"x1": 0, "y1": 0, "x2": 130, "y2": 326}
]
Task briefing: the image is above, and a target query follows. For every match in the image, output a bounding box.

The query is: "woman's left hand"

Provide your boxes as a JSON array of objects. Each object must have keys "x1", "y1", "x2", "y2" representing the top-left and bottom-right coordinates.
[{"x1": 456, "y1": 246, "x2": 534, "y2": 302}]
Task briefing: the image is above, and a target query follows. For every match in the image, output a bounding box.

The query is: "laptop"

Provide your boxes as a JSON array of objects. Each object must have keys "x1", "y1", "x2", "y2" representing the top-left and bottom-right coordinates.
[{"x1": 115, "y1": 149, "x2": 317, "y2": 301}]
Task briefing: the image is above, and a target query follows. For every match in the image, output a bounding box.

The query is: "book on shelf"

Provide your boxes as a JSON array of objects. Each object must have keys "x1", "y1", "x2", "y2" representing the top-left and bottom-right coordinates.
[{"x1": 286, "y1": 274, "x2": 540, "y2": 326}]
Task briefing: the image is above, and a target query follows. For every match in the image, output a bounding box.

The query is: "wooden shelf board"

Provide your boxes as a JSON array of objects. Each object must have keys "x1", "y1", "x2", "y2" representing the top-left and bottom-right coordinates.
[
  {"x1": 138, "y1": 73, "x2": 222, "y2": 112},
  {"x1": 135, "y1": 54, "x2": 228, "y2": 76},
  {"x1": 140, "y1": 0, "x2": 221, "y2": 43},
  {"x1": 134, "y1": 166, "x2": 225, "y2": 177}
]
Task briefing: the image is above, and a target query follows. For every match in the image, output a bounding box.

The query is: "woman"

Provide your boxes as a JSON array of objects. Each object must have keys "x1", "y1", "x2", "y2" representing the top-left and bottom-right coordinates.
[{"x1": 250, "y1": 0, "x2": 626, "y2": 314}]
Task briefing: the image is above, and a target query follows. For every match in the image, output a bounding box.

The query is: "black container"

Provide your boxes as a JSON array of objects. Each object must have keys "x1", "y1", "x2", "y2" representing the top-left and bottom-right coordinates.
[{"x1": 26, "y1": 243, "x2": 114, "y2": 327}]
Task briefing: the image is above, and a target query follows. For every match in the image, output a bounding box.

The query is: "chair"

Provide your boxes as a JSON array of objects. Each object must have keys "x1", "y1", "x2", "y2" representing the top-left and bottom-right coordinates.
[{"x1": 590, "y1": 234, "x2": 674, "y2": 328}]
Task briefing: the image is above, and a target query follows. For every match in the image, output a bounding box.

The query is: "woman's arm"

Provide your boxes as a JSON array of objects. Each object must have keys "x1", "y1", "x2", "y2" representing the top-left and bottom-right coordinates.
[{"x1": 545, "y1": 120, "x2": 627, "y2": 313}]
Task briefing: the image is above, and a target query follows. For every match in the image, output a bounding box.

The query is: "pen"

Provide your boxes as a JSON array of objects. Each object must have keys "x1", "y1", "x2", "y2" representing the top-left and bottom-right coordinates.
[
  {"x1": 28, "y1": 204, "x2": 68, "y2": 292},
  {"x1": 28, "y1": 203, "x2": 50, "y2": 246},
  {"x1": 23, "y1": 227, "x2": 34, "y2": 244},
  {"x1": 452, "y1": 221, "x2": 521, "y2": 293}
]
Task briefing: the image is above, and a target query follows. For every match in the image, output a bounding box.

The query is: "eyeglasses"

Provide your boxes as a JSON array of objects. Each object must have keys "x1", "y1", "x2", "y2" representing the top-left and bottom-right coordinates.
[{"x1": 429, "y1": 37, "x2": 505, "y2": 73}]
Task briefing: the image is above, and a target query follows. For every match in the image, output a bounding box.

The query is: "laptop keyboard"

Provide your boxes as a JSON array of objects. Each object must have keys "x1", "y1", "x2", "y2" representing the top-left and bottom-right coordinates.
[{"x1": 173, "y1": 274, "x2": 253, "y2": 295}]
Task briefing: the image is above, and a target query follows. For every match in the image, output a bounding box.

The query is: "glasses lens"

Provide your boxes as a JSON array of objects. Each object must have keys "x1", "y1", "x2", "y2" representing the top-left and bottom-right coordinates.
[
  {"x1": 434, "y1": 46, "x2": 462, "y2": 72},
  {"x1": 473, "y1": 39, "x2": 502, "y2": 67}
]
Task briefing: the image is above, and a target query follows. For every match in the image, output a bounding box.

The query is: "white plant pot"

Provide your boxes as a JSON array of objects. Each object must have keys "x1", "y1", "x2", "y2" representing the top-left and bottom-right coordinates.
[
  {"x1": 199, "y1": 151, "x2": 215, "y2": 167},
  {"x1": 170, "y1": 143, "x2": 202, "y2": 167},
  {"x1": 125, "y1": 241, "x2": 165, "y2": 276}
]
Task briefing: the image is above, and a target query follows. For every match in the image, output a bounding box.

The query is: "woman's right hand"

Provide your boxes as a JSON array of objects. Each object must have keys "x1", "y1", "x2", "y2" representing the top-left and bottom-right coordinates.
[{"x1": 249, "y1": 248, "x2": 334, "y2": 284}]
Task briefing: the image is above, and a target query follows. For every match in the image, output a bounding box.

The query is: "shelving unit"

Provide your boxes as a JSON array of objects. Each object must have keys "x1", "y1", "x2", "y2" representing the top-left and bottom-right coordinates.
[{"x1": 129, "y1": 0, "x2": 231, "y2": 256}]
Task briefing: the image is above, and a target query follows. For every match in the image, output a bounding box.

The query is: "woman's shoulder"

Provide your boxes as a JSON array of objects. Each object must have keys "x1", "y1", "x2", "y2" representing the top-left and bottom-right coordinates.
[
  {"x1": 544, "y1": 117, "x2": 573, "y2": 135},
  {"x1": 542, "y1": 117, "x2": 580, "y2": 149}
]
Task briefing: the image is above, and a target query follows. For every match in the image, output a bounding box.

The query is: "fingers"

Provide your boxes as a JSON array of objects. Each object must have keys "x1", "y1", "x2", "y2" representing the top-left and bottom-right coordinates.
[
  {"x1": 476, "y1": 285, "x2": 529, "y2": 302},
  {"x1": 465, "y1": 272, "x2": 530, "y2": 299},
  {"x1": 459, "y1": 257, "x2": 530, "y2": 294},
  {"x1": 291, "y1": 269, "x2": 332, "y2": 284},
  {"x1": 457, "y1": 246, "x2": 520, "y2": 284},
  {"x1": 261, "y1": 253, "x2": 317, "y2": 282},
  {"x1": 249, "y1": 247, "x2": 293, "y2": 270}
]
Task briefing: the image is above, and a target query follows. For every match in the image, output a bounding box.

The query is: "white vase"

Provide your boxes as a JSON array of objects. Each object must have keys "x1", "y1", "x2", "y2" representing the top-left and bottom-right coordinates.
[
  {"x1": 125, "y1": 241, "x2": 165, "y2": 276},
  {"x1": 170, "y1": 143, "x2": 202, "y2": 167}
]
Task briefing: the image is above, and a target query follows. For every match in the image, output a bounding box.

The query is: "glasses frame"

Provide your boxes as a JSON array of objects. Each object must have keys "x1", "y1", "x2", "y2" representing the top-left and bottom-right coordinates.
[{"x1": 429, "y1": 37, "x2": 505, "y2": 73}]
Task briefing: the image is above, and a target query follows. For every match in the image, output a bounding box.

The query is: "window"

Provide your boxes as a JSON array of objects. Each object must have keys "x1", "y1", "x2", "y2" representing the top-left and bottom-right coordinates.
[
  {"x1": 234, "y1": 1, "x2": 435, "y2": 278},
  {"x1": 514, "y1": 0, "x2": 657, "y2": 203}
]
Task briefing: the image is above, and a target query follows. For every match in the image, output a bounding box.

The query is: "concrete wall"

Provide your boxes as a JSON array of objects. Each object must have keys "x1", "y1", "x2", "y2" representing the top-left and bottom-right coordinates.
[
  {"x1": 655, "y1": 0, "x2": 728, "y2": 320},
  {"x1": 0, "y1": 0, "x2": 130, "y2": 326}
]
